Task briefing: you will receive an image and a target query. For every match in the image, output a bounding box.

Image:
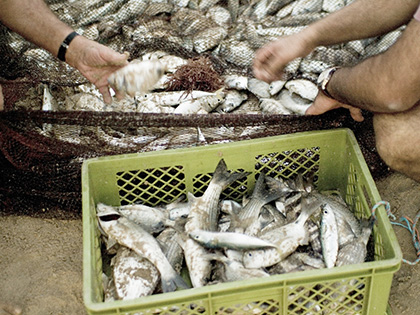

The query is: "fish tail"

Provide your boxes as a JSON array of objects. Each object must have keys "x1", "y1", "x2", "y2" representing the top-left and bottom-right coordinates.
[
  {"x1": 161, "y1": 274, "x2": 190, "y2": 293},
  {"x1": 211, "y1": 159, "x2": 250, "y2": 188},
  {"x1": 265, "y1": 175, "x2": 294, "y2": 195},
  {"x1": 298, "y1": 197, "x2": 323, "y2": 223},
  {"x1": 253, "y1": 174, "x2": 286, "y2": 204}
]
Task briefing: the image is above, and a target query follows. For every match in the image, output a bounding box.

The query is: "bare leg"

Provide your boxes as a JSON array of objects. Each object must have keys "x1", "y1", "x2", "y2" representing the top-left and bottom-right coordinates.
[{"x1": 374, "y1": 103, "x2": 420, "y2": 182}]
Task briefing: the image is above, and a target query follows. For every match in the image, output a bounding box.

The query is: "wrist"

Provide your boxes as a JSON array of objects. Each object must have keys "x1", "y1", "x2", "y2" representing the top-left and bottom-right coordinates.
[
  {"x1": 57, "y1": 31, "x2": 80, "y2": 62},
  {"x1": 317, "y1": 67, "x2": 341, "y2": 100},
  {"x1": 63, "y1": 35, "x2": 89, "y2": 69}
]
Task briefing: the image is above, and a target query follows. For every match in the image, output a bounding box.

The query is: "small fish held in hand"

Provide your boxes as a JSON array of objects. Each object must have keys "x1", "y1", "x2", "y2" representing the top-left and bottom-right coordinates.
[{"x1": 108, "y1": 59, "x2": 166, "y2": 97}]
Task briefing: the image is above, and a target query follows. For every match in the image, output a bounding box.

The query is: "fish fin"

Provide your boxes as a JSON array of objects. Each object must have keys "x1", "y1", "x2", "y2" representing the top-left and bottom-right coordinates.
[
  {"x1": 161, "y1": 274, "x2": 190, "y2": 292},
  {"x1": 299, "y1": 197, "x2": 323, "y2": 223},
  {"x1": 187, "y1": 191, "x2": 197, "y2": 202},
  {"x1": 265, "y1": 175, "x2": 294, "y2": 195},
  {"x1": 211, "y1": 159, "x2": 251, "y2": 188},
  {"x1": 251, "y1": 173, "x2": 286, "y2": 204}
]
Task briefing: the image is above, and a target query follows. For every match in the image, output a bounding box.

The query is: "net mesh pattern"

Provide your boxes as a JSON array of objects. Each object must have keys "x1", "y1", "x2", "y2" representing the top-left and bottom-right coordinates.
[{"x1": 0, "y1": 0, "x2": 399, "y2": 218}]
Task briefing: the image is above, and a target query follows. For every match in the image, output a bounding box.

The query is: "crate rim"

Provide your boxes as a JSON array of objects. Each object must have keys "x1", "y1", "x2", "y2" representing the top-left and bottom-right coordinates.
[{"x1": 82, "y1": 128, "x2": 402, "y2": 314}]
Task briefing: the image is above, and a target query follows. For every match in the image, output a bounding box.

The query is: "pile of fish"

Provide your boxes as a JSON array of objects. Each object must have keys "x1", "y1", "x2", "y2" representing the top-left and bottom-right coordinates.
[
  {"x1": 13, "y1": 0, "x2": 404, "y2": 115},
  {"x1": 97, "y1": 158, "x2": 373, "y2": 307},
  {"x1": 8, "y1": 0, "x2": 405, "y2": 154}
]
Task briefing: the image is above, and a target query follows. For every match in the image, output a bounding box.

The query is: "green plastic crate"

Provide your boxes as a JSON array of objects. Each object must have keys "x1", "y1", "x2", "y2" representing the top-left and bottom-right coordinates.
[{"x1": 82, "y1": 128, "x2": 401, "y2": 315}]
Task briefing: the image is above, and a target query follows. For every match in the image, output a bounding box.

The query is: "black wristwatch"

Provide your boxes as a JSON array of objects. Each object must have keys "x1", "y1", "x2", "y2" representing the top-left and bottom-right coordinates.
[{"x1": 317, "y1": 67, "x2": 340, "y2": 99}]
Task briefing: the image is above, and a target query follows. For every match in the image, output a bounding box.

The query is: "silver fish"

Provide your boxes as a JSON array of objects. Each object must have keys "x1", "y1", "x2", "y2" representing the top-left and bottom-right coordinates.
[
  {"x1": 158, "y1": 55, "x2": 188, "y2": 73},
  {"x1": 97, "y1": 203, "x2": 189, "y2": 293},
  {"x1": 208, "y1": 253, "x2": 270, "y2": 282},
  {"x1": 165, "y1": 199, "x2": 190, "y2": 221},
  {"x1": 223, "y1": 74, "x2": 248, "y2": 90},
  {"x1": 189, "y1": 229, "x2": 277, "y2": 250},
  {"x1": 247, "y1": 78, "x2": 271, "y2": 99},
  {"x1": 312, "y1": 192, "x2": 362, "y2": 238},
  {"x1": 285, "y1": 79, "x2": 318, "y2": 101},
  {"x1": 77, "y1": 0, "x2": 125, "y2": 26},
  {"x1": 291, "y1": 0, "x2": 322, "y2": 16},
  {"x1": 230, "y1": 173, "x2": 287, "y2": 236},
  {"x1": 108, "y1": 60, "x2": 166, "y2": 97},
  {"x1": 259, "y1": 98, "x2": 293, "y2": 114},
  {"x1": 268, "y1": 251, "x2": 324, "y2": 275},
  {"x1": 336, "y1": 218, "x2": 373, "y2": 266},
  {"x1": 269, "y1": 80, "x2": 287, "y2": 96},
  {"x1": 107, "y1": 0, "x2": 149, "y2": 24},
  {"x1": 243, "y1": 197, "x2": 322, "y2": 269},
  {"x1": 277, "y1": 89, "x2": 312, "y2": 115},
  {"x1": 220, "y1": 199, "x2": 242, "y2": 216},
  {"x1": 138, "y1": 90, "x2": 220, "y2": 107},
  {"x1": 174, "y1": 89, "x2": 225, "y2": 114},
  {"x1": 185, "y1": 159, "x2": 250, "y2": 234},
  {"x1": 206, "y1": 6, "x2": 232, "y2": 27},
  {"x1": 198, "y1": 0, "x2": 220, "y2": 11},
  {"x1": 218, "y1": 39, "x2": 254, "y2": 68},
  {"x1": 193, "y1": 27, "x2": 228, "y2": 54},
  {"x1": 111, "y1": 246, "x2": 160, "y2": 300},
  {"x1": 118, "y1": 203, "x2": 174, "y2": 234},
  {"x1": 320, "y1": 204, "x2": 339, "y2": 268},
  {"x1": 322, "y1": 0, "x2": 345, "y2": 13},
  {"x1": 183, "y1": 159, "x2": 250, "y2": 287},
  {"x1": 299, "y1": 58, "x2": 333, "y2": 74},
  {"x1": 218, "y1": 89, "x2": 248, "y2": 113},
  {"x1": 157, "y1": 228, "x2": 185, "y2": 274}
]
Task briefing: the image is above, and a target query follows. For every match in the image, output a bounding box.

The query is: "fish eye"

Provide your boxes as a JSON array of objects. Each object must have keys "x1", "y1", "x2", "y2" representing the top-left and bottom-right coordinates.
[{"x1": 247, "y1": 252, "x2": 253, "y2": 257}]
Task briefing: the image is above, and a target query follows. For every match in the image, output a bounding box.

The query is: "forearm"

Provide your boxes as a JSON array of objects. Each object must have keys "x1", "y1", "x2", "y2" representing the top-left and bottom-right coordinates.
[
  {"x1": 327, "y1": 17, "x2": 420, "y2": 113},
  {"x1": 299, "y1": 0, "x2": 419, "y2": 48},
  {"x1": 0, "y1": 0, "x2": 73, "y2": 58}
]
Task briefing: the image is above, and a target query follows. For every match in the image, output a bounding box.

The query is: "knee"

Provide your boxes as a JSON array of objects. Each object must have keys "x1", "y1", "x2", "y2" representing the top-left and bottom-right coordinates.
[{"x1": 375, "y1": 124, "x2": 418, "y2": 177}]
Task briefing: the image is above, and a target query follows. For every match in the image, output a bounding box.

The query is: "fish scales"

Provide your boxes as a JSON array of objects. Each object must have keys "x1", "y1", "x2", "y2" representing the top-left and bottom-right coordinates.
[
  {"x1": 185, "y1": 159, "x2": 249, "y2": 233},
  {"x1": 112, "y1": 246, "x2": 160, "y2": 300},
  {"x1": 118, "y1": 203, "x2": 172, "y2": 234},
  {"x1": 336, "y1": 218, "x2": 373, "y2": 266},
  {"x1": 313, "y1": 192, "x2": 362, "y2": 237},
  {"x1": 97, "y1": 204, "x2": 188, "y2": 293},
  {"x1": 243, "y1": 198, "x2": 322, "y2": 268},
  {"x1": 320, "y1": 205, "x2": 339, "y2": 268},
  {"x1": 229, "y1": 174, "x2": 286, "y2": 236},
  {"x1": 183, "y1": 159, "x2": 249, "y2": 287},
  {"x1": 188, "y1": 229, "x2": 277, "y2": 250},
  {"x1": 208, "y1": 253, "x2": 270, "y2": 282}
]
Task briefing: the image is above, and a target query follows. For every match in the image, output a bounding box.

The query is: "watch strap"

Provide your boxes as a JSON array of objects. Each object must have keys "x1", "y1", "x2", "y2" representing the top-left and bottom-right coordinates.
[
  {"x1": 319, "y1": 67, "x2": 340, "y2": 100},
  {"x1": 57, "y1": 31, "x2": 79, "y2": 62}
]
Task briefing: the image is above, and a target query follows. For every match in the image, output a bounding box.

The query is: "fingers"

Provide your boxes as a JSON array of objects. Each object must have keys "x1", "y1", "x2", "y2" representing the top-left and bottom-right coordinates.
[
  {"x1": 305, "y1": 93, "x2": 338, "y2": 116},
  {"x1": 348, "y1": 107, "x2": 364, "y2": 122},
  {"x1": 305, "y1": 93, "x2": 364, "y2": 122},
  {"x1": 98, "y1": 85, "x2": 112, "y2": 104}
]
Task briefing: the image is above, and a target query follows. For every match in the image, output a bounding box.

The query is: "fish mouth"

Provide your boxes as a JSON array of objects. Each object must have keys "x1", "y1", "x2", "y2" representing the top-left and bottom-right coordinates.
[{"x1": 97, "y1": 213, "x2": 121, "y2": 221}]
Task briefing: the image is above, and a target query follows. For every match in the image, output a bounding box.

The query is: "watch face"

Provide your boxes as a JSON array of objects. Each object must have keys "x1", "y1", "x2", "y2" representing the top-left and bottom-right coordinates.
[{"x1": 317, "y1": 69, "x2": 329, "y2": 86}]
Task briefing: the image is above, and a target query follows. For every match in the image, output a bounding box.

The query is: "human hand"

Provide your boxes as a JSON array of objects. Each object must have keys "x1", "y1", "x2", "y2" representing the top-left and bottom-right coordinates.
[
  {"x1": 65, "y1": 36, "x2": 129, "y2": 104},
  {"x1": 253, "y1": 34, "x2": 314, "y2": 83},
  {"x1": 306, "y1": 91, "x2": 364, "y2": 122}
]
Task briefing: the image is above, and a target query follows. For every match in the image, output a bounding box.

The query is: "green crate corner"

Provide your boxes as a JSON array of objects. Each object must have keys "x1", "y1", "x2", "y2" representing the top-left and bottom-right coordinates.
[{"x1": 82, "y1": 128, "x2": 402, "y2": 315}]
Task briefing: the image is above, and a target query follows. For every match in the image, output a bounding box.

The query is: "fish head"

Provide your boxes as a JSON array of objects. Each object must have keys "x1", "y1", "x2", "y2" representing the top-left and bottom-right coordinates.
[
  {"x1": 188, "y1": 229, "x2": 206, "y2": 243},
  {"x1": 96, "y1": 203, "x2": 121, "y2": 235},
  {"x1": 242, "y1": 249, "x2": 265, "y2": 269}
]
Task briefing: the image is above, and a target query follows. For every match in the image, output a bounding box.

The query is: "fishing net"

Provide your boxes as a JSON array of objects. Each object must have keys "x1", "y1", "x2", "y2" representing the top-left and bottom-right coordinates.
[{"x1": 0, "y1": 0, "x2": 403, "y2": 218}]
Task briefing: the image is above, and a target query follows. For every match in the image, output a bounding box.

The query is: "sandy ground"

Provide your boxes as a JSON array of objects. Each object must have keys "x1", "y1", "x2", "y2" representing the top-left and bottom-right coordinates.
[{"x1": 0, "y1": 171, "x2": 419, "y2": 315}]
